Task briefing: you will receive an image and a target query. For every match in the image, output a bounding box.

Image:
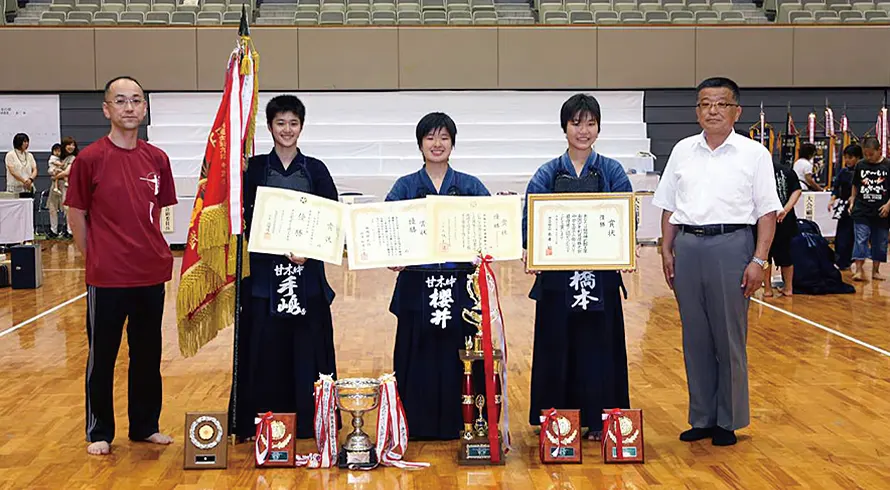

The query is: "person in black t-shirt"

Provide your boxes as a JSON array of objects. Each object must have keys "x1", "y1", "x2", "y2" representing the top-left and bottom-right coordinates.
[
  {"x1": 828, "y1": 144, "x2": 862, "y2": 270},
  {"x1": 763, "y1": 162, "x2": 802, "y2": 297},
  {"x1": 849, "y1": 137, "x2": 890, "y2": 281}
]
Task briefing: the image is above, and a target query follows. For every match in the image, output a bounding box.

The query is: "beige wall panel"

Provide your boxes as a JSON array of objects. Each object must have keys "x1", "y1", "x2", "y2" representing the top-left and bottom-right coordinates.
[
  {"x1": 299, "y1": 28, "x2": 397, "y2": 90},
  {"x1": 597, "y1": 27, "x2": 695, "y2": 88},
  {"x1": 95, "y1": 28, "x2": 197, "y2": 91},
  {"x1": 793, "y1": 26, "x2": 890, "y2": 87},
  {"x1": 251, "y1": 28, "x2": 300, "y2": 90},
  {"x1": 196, "y1": 28, "x2": 299, "y2": 90},
  {"x1": 197, "y1": 28, "x2": 237, "y2": 91},
  {"x1": 498, "y1": 27, "x2": 597, "y2": 89},
  {"x1": 398, "y1": 27, "x2": 498, "y2": 89},
  {"x1": 696, "y1": 27, "x2": 793, "y2": 87},
  {"x1": 0, "y1": 29, "x2": 96, "y2": 91}
]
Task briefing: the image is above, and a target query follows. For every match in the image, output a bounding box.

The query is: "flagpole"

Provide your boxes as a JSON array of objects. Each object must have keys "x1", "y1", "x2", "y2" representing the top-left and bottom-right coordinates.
[{"x1": 229, "y1": 4, "x2": 251, "y2": 444}]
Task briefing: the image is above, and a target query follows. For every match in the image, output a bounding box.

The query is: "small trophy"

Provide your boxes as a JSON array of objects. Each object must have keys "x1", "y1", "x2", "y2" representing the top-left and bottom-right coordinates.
[
  {"x1": 184, "y1": 411, "x2": 228, "y2": 469},
  {"x1": 457, "y1": 266, "x2": 505, "y2": 466},
  {"x1": 335, "y1": 377, "x2": 382, "y2": 469}
]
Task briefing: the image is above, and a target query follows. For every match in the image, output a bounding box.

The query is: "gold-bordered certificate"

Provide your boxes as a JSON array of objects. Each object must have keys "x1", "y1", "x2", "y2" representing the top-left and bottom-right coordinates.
[
  {"x1": 344, "y1": 199, "x2": 432, "y2": 270},
  {"x1": 246, "y1": 187, "x2": 347, "y2": 265},
  {"x1": 526, "y1": 192, "x2": 636, "y2": 271},
  {"x1": 426, "y1": 195, "x2": 523, "y2": 263}
]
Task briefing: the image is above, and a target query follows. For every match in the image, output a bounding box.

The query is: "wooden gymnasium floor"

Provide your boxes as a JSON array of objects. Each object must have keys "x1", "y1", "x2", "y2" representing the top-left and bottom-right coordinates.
[{"x1": 1, "y1": 240, "x2": 889, "y2": 490}]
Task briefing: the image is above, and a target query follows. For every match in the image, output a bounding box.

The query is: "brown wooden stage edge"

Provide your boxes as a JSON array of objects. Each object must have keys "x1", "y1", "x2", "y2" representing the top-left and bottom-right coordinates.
[{"x1": 1, "y1": 241, "x2": 890, "y2": 489}]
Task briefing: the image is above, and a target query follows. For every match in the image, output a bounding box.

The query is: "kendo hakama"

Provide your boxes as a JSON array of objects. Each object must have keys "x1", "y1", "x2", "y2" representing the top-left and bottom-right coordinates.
[
  {"x1": 385, "y1": 166, "x2": 490, "y2": 440},
  {"x1": 525, "y1": 152, "x2": 632, "y2": 430},
  {"x1": 242, "y1": 151, "x2": 339, "y2": 439}
]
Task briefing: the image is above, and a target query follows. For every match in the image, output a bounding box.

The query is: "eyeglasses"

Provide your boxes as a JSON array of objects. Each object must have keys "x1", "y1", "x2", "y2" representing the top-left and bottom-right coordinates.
[
  {"x1": 696, "y1": 102, "x2": 739, "y2": 111},
  {"x1": 105, "y1": 97, "x2": 145, "y2": 107}
]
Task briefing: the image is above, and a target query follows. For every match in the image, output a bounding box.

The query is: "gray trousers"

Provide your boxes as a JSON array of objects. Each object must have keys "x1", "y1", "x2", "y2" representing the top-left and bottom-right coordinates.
[{"x1": 673, "y1": 227, "x2": 754, "y2": 431}]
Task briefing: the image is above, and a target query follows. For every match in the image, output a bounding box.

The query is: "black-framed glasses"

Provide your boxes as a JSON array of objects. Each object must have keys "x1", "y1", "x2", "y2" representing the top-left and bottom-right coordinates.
[{"x1": 696, "y1": 102, "x2": 739, "y2": 111}]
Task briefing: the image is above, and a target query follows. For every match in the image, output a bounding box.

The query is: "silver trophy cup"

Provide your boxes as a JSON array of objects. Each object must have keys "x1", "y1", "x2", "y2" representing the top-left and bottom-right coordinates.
[{"x1": 334, "y1": 377, "x2": 382, "y2": 469}]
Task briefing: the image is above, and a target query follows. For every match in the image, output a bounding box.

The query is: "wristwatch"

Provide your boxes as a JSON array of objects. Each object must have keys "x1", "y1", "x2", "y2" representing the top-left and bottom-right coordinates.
[{"x1": 751, "y1": 257, "x2": 768, "y2": 269}]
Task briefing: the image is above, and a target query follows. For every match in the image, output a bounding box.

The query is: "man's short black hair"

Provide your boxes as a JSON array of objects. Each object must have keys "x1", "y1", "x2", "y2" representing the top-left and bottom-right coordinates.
[
  {"x1": 799, "y1": 142, "x2": 817, "y2": 160},
  {"x1": 104, "y1": 76, "x2": 144, "y2": 98},
  {"x1": 12, "y1": 133, "x2": 29, "y2": 151},
  {"x1": 415, "y1": 112, "x2": 457, "y2": 149},
  {"x1": 266, "y1": 95, "x2": 306, "y2": 126},
  {"x1": 696, "y1": 77, "x2": 741, "y2": 104},
  {"x1": 843, "y1": 143, "x2": 863, "y2": 160},
  {"x1": 862, "y1": 136, "x2": 881, "y2": 150},
  {"x1": 560, "y1": 93, "x2": 602, "y2": 133}
]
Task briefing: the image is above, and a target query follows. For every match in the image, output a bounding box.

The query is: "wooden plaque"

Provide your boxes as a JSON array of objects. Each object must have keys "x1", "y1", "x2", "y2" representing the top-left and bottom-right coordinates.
[
  {"x1": 539, "y1": 409, "x2": 582, "y2": 464},
  {"x1": 184, "y1": 411, "x2": 228, "y2": 469},
  {"x1": 255, "y1": 413, "x2": 297, "y2": 467},
  {"x1": 602, "y1": 408, "x2": 644, "y2": 464}
]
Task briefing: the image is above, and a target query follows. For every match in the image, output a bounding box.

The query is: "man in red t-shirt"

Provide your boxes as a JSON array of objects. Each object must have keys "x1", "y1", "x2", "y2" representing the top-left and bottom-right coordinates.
[{"x1": 65, "y1": 76, "x2": 177, "y2": 456}]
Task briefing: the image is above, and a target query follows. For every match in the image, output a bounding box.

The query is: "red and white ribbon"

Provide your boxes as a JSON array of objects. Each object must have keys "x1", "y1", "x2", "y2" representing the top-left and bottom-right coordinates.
[
  {"x1": 295, "y1": 374, "x2": 339, "y2": 468},
  {"x1": 878, "y1": 107, "x2": 887, "y2": 158},
  {"x1": 842, "y1": 114, "x2": 849, "y2": 133},
  {"x1": 472, "y1": 254, "x2": 513, "y2": 456},
  {"x1": 539, "y1": 408, "x2": 562, "y2": 460},
  {"x1": 601, "y1": 408, "x2": 625, "y2": 460},
  {"x1": 370, "y1": 373, "x2": 429, "y2": 469},
  {"x1": 759, "y1": 110, "x2": 765, "y2": 146},
  {"x1": 808, "y1": 112, "x2": 816, "y2": 144},
  {"x1": 254, "y1": 411, "x2": 274, "y2": 466},
  {"x1": 825, "y1": 108, "x2": 834, "y2": 137}
]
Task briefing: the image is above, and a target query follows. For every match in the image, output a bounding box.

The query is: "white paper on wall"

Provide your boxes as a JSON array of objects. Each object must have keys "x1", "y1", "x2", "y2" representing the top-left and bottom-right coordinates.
[{"x1": 0, "y1": 95, "x2": 62, "y2": 152}]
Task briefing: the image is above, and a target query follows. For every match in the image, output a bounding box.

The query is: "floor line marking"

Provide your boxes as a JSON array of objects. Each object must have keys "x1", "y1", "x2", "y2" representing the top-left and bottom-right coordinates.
[
  {"x1": 0, "y1": 292, "x2": 87, "y2": 339},
  {"x1": 43, "y1": 268, "x2": 86, "y2": 272},
  {"x1": 752, "y1": 297, "x2": 890, "y2": 358}
]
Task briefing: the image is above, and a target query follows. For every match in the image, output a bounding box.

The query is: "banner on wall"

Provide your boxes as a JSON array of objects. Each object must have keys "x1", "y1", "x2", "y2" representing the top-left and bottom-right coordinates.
[{"x1": 0, "y1": 95, "x2": 61, "y2": 152}]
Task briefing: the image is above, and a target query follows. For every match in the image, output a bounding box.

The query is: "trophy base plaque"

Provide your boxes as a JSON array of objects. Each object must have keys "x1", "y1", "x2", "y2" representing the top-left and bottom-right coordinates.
[
  {"x1": 540, "y1": 409, "x2": 582, "y2": 464},
  {"x1": 184, "y1": 411, "x2": 228, "y2": 470},
  {"x1": 337, "y1": 446, "x2": 379, "y2": 469},
  {"x1": 602, "y1": 408, "x2": 645, "y2": 464},
  {"x1": 458, "y1": 433, "x2": 505, "y2": 466},
  {"x1": 255, "y1": 412, "x2": 297, "y2": 468}
]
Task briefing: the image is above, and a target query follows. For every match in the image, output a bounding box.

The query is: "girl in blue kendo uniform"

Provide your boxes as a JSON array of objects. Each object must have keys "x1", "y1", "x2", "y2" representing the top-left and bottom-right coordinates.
[
  {"x1": 386, "y1": 112, "x2": 491, "y2": 440},
  {"x1": 523, "y1": 94, "x2": 633, "y2": 440}
]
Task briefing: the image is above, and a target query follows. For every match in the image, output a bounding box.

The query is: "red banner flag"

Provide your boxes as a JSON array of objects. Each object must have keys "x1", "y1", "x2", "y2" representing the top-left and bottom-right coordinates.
[{"x1": 176, "y1": 26, "x2": 259, "y2": 358}]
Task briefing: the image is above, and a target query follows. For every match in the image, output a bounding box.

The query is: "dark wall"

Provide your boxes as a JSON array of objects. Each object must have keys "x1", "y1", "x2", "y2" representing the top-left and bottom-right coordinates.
[
  {"x1": 1, "y1": 92, "x2": 149, "y2": 193},
  {"x1": 646, "y1": 88, "x2": 889, "y2": 173}
]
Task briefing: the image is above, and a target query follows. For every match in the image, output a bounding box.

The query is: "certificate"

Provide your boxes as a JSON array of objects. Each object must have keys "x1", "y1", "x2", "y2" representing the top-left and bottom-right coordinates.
[
  {"x1": 246, "y1": 187, "x2": 347, "y2": 265},
  {"x1": 425, "y1": 195, "x2": 523, "y2": 262},
  {"x1": 344, "y1": 199, "x2": 432, "y2": 270},
  {"x1": 526, "y1": 192, "x2": 636, "y2": 271}
]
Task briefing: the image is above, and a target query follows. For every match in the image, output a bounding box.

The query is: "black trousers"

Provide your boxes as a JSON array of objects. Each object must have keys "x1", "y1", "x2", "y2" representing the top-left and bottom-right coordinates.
[{"x1": 85, "y1": 284, "x2": 165, "y2": 443}]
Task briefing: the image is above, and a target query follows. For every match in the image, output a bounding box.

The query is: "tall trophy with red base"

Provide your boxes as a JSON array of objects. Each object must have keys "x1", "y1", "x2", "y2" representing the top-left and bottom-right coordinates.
[{"x1": 457, "y1": 262, "x2": 507, "y2": 465}]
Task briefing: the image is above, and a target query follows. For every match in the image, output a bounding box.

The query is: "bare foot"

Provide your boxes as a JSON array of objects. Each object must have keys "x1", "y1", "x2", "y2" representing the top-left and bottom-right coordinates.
[
  {"x1": 763, "y1": 289, "x2": 774, "y2": 298},
  {"x1": 852, "y1": 271, "x2": 865, "y2": 282},
  {"x1": 87, "y1": 441, "x2": 110, "y2": 455},
  {"x1": 144, "y1": 433, "x2": 173, "y2": 445},
  {"x1": 780, "y1": 288, "x2": 793, "y2": 297},
  {"x1": 873, "y1": 273, "x2": 886, "y2": 281}
]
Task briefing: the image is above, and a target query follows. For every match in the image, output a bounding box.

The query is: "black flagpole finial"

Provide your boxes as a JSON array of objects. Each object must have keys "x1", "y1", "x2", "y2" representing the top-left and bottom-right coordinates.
[{"x1": 239, "y1": 4, "x2": 249, "y2": 37}]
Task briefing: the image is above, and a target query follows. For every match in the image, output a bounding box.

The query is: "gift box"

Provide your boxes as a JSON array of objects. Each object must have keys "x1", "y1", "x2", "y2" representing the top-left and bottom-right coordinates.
[
  {"x1": 539, "y1": 408, "x2": 582, "y2": 464},
  {"x1": 601, "y1": 408, "x2": 644, "y2": 464},
  {"x1": 255, "y1": 412, "x2": 297, "y2": 467}
]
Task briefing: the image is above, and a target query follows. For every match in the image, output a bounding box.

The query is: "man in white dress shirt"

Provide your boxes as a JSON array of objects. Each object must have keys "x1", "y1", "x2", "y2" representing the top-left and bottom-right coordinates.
[{"x1": 653, "y1": 77, "x2": 782, "y2": 446}]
